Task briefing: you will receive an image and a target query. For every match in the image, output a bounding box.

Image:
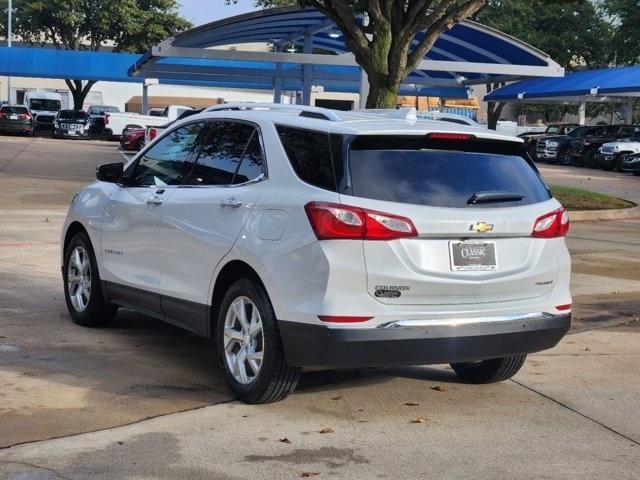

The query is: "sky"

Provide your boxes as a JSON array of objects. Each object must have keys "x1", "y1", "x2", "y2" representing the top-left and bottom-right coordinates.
[{"x1": 179, "y1": 0, "x2": 259, "y2": 26}]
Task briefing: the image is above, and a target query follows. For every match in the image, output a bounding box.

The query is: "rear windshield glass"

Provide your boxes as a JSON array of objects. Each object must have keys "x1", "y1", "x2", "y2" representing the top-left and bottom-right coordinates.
[
  {"x1": 91, "y1": 106, "x2": 119, "y2": 115},
  {"x1": 0, "y1": 106, "x2": 28, "y2": 114},
  {"x1": 58, "y1": 110, "x2": 88, "y2": 120},
  {"x1": 347, "y1": 137, "x2": 551, "y2": 208}
]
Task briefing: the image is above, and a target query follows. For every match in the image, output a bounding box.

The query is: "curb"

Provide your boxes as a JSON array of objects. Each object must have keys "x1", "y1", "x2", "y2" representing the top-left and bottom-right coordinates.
[{"x1": 569, "y1": 205, "x2": 640, "y2": 222}]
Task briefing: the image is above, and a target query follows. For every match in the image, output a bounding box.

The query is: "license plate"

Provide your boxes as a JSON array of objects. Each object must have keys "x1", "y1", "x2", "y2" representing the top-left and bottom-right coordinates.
[
  {"x1": 67, "y1": 130, "x2": 77, "y2": 136},
  {"x1": 450, "y1": 241, "x2": 497, "y2": 271},
  {"x1": 9, "y1": 115, "x2": 17, "y2": 120}
]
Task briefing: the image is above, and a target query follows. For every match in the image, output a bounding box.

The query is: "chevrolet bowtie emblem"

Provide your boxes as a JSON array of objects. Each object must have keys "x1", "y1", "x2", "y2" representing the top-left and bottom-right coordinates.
[{"x1": 470, "y1": 222, "x2": 494, "y2": 233}]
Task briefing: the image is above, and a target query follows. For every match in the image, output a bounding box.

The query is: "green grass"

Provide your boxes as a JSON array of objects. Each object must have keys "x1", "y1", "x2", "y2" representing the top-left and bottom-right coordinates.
[{"x1": 550, "y1": 185, "x2": 635, "y2": 211}]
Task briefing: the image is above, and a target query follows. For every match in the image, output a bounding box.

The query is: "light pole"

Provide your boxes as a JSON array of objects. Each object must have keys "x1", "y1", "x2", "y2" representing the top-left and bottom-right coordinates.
[{"x1": 6, "y1": 0, "x2": 11, "y2": 103}]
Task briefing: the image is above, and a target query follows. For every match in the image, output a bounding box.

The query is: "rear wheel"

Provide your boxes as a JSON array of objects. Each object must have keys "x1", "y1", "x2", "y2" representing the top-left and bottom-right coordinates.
[
  {"x1": 450, "y1": 354, "x2": 527, "y2": 383},
  {"x1": 63, "y1": 232, "x2": 118, "y2": 327},
  {"x1": 216, "y1": 278, "x2": 300, "y2": 404}
]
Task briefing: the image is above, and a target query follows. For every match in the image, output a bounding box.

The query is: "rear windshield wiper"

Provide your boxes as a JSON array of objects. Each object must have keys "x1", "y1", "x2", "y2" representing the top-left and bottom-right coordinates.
[{"x1": 467, "y1": 191, "x2": 525, "y2": 205}]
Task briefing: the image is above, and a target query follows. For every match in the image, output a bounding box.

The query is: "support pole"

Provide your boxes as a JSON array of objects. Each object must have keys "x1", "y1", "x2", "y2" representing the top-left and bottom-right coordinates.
[
  {"x1": 142, "y1": 83, "x2": 149, "y2": 115},
  {"x1": 273, "y1": 43, "x2": 283, "y2": 104},
  {"x1": 6, "y1": 0, "x2": 12, "y2": 103},
  {"x1": 301, "y1": 34, "x2": 313, "y2": 106},
  {"x1": 624, "y1": 98, "x2": 634, "y2": 124},
  {"x1": 578, "y1": 101, "x2": 586, "y2": 125},
  {"x1": 359, "y1": 69, "x2": 369, "y2": 109}
]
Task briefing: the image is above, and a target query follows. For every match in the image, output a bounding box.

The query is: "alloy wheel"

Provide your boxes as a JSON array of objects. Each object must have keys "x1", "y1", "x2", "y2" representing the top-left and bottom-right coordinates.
[
  {"x1": 67, "y1": 246, "x2": 91, "y2": 312},
  {"x1": 223, "y1": 296, "x2": 264, "y2": 385}
]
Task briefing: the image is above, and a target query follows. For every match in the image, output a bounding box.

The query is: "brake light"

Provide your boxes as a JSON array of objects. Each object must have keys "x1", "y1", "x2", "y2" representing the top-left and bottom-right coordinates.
[
  {"x1": 148, "y1": 128, "x2": 157, "y2": 141},
  {"x1": 0, "y1": 112, "x2": 6, "y2": 119},
  {"x1": 318, "y1": 315, "x2": 373, "y2": 323},
  {"x1": 532, "y1": 207, "x2": 569, "y2": 238},
  {"x1": 555, "y1": 304, "x2": 572, "y2": 311},
  {"x1": 304, "y1": 202, "x2": 417, "y2": 241},
  {"x1": 428, "y1": 132, "x2": 473, "y2": 141},
  {"x1": 19, "y1": 113, "x2": 31, "y2": 120},
  {"x1": 105, "y1": 113, "x2": 110, "y2": 125}
]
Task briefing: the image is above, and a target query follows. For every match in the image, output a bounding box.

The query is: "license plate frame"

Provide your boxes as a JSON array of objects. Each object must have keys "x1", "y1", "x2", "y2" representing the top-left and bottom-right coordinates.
[{"x1": 449, "y1": 241, "x2": 497, "y2": 272}]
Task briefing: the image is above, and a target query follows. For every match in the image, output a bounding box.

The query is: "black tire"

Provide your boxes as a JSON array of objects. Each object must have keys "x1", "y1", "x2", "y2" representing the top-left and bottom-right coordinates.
[
  {"x1": 216, "y1": 278, "x2": 301, "y2": 404},
  {"x1": 584, "y1": 149, "x2": 597, "y2": 168},
  {"x1": 556, "y1": 148, "x2": 570, "y2": 166},
  {"x1": 450, "y1": 354, "x2": 527, "y2": 383},
  {"x1": 63, "y1": 231, "x2": 118, "y2": 327}
]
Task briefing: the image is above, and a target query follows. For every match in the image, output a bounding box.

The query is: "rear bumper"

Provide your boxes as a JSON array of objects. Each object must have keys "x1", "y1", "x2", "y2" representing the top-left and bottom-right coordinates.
[
  {"x1": 279, "y1": 312, "x2": 570, "y2": 368},
  {"x1": 0, "y1": 121, "x2": 32, "y2": 132}
]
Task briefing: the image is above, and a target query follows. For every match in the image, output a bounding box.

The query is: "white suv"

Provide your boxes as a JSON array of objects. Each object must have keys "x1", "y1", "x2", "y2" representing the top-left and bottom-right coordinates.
[{"x1": 61, "y1": 104, "x2": 572, "y2": 403}]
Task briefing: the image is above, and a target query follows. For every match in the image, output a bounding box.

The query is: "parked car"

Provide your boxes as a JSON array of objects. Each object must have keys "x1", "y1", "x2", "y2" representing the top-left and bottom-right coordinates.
[
  {"x1": 621, "y1": 152, "x2": 640, "y2": 175},
  {"x1": 53, "y1": 110, "x2": 91, "y2": 139},
  {"x1": 536, "y1": 125, "x2": 595, "y2": 164},
  {"x1": 148, "y1": 108, "x2": 165, "y2": 117},
  {"x1": 568, "y1": 124, "x2": 639, "y2": 167},
  {"x1": 119, "y1": 127, "x2": 146, "y2": 151},
  {"x1": 104, "y1": 105, "x2": 194, "y2": 139},
  {"x1": 0, "y1": 105, "x2": 34, "y2": 136},
  {"x1": 61, "y1": 103, "x2": 571, "y2": 404},
  {"x1": 518, "y1": 123, "x2": 578, "y2": 159},
  {"x1": 24, "y1": 90, "x2": 62, "y2": 131},
  {"x1": 86, "y1": 105, "x2": 120, "y2": 136},
  {"x1": 595, "y1": 131, "x2": 640, "y2": 171},
  {"x1": 145, "y1": 108, "x2": 204, "y2": 146}
]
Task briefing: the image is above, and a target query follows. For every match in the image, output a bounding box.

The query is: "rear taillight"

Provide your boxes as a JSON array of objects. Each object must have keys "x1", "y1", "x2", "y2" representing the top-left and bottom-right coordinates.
[
  {"x1": 318, "y1": 315, "x2": 373, "y2": 323},
  {"x1": 104, "y1": 113, "x2": 110, "y2": 125},
  {"x1": 427, "y1": 132, "x2": 473, "y2": 141},
  {"x1": 304, "y1": 202, "x2": 417, "y2": 241},
  {"x1": 148, "y1": 128, "x2": 157, "y2": 141},
  {"x1": 532, "y1": 207, "x2": 569, "y2": 238},
  {"x1": 19, "y1": 113, "x2": 31, "y2": 120},
  {"x1": 0, "y1": 112, "x2": 6, "y2": 119}
]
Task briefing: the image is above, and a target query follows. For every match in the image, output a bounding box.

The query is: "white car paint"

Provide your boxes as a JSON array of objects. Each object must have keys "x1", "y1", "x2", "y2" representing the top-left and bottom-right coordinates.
[
  {"x1": 62, "y1": 104, "x2": 571, "y2": 370},
  {"x1": 105, "y1": 105, "x2": 194, "y2": 137}
]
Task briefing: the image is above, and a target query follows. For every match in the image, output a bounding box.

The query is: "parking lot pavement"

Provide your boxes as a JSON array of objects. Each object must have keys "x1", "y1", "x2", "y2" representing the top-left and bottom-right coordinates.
[
  {"x1": 539, "y1": 164, "x2": 640, "y2": 204},
  {"x1": 1, "y1": 136, "x2": 640, "y2": 478}
]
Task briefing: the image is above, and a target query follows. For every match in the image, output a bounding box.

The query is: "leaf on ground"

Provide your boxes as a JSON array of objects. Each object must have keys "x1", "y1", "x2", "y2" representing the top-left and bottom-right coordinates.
[
  {"x1": 44, "y1": 217, "x2": 50, "y2": 222},
  {"x1": 410, "y1": 417, "x2": 426, "y2": 424},
  {"x1": 319, "y1": 428, "x2": 335, "y2": 434},
  {"x1": 331, "y1": 395, "x2": 342, "y2": 400},
  {"x1": 431, "y1": 385, "x2": 448, "y2": 392},
  {"x1": 584, "y1": 347, "x2": 591, "y2": 352},
  {"x1": 404, "y1": 402, "x2": 420, "y2": 406},
  {"x1": 279, "y1": 438, "x2": 292, "y2": 444},
  {"x1": 301, "y1": 472, "x2": 320, "y2": 477}
]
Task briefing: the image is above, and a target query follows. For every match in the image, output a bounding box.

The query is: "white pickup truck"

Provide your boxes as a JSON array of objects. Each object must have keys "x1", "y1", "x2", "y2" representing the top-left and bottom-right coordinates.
[
  {"x1": 597, "y1": 133, "x2": 640, "y2": 170},
  {"x1": 103, "y1": 105, "x2": 193, "y2": 138}
]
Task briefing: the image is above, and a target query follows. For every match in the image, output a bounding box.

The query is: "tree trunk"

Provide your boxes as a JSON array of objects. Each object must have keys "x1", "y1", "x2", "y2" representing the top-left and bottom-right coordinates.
[
  {"x1": 65, "y1": 79, "x2": 97, "y2": 110},
  {"x1": 487, "y1": 101, "x2": 505, "y2": 130},
  {"x1": 366, "y1": 79, "x2": 399, "y2": 109}
]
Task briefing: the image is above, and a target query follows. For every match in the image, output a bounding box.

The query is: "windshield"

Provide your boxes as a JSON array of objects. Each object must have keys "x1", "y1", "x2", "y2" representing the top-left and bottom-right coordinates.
[
  {"x1": 29, "y1": 99, "x2": 61, "y2": 112},
  {"x1": 546, "y1": 126, "x2": 560, "y2": 134},
  {"x1": 347, "y1": 138, "x2": 551, "y2": 208},
  {"x1": 58, "y1": 110, "x2": 88, "y2": 120}
]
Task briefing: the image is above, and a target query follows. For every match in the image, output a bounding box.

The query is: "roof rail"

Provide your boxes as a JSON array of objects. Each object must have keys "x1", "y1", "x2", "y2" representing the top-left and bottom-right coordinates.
[
  {"x1": 361, "y1": 107, "x2": 418, "y2": 122},
  {"x1": 204, "y1": 102, "x2": 344, "y2": 122}
]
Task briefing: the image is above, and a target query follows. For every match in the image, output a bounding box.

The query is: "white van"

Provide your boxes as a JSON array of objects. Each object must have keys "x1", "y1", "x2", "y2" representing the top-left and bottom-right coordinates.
[{"x1": 24, "y1": 90, "x2": 63, "y2": 129}]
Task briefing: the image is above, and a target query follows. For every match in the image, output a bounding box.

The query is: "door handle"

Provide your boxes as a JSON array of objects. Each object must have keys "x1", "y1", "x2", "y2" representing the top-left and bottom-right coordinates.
[
  {"x1": 221, "y1": 197, "x2": 242, "y2": 208},
  {"x1": 146, "y1": 195, "x2": 164, "y2": 206}
]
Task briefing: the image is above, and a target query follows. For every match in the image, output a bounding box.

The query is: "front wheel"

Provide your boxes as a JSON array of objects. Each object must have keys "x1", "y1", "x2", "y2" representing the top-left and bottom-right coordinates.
[
  {"x1": 216, "y1": 278, "x2": 301, "y2": 404},
  {"x1": 63, "y1": 232, "x2": 118, "y2": 327},
  {"x1": 450, "y1": 354, "x2": 527, "y2": 383}
]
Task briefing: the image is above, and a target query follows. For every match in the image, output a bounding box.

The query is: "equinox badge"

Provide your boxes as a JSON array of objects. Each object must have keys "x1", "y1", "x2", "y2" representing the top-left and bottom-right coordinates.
[{"x1": 469, "y1": 222, "x2": 494, "y2": 233}]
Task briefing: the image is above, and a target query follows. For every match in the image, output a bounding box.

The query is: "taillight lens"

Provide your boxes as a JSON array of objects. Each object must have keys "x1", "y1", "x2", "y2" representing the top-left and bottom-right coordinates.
[
  {"x1": 532, "y1": 207, "x2": 569, "y2": 238},
  {"x1": 304, "y1": 202, "x2": 417, "y2": 241},
  {"x1": 427, "y1": 132, "x2": 473, "y2": 141},
  {"x1": 19, "y1": 113, "x2": 31, "y2": 120},
  {"x1": 104, "y1": 113, "x2": 110, "y2": 125},
  {"x1": 148, "y1": 128, "x2": 157, "y2": 141},
  {"x1": 0, "y1": 112, "x2": 6, "y2": 119}
]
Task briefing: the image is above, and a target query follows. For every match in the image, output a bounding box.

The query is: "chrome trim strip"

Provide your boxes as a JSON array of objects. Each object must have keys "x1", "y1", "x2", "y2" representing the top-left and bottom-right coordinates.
[{"x1": 377, "y1": 312, "x2": 551, "y2": 329}]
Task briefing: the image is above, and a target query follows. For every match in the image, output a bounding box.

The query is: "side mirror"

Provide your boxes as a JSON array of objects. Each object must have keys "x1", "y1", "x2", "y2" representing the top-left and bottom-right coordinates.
[{"x1": 96, "y1": 162, "x2": 123, "y2": 183}]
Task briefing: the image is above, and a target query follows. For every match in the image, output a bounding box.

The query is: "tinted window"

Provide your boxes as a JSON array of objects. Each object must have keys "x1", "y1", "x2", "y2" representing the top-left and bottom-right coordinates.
[
  {"x1": 346, "y1": 137, "x2": 551, "y2": 208},
  {"x1": 235, "y1": 133, "x2": 265, "y2": 184},
  {"x1": 91, "y1": 106, "x2": 119, "y2": 115},
  {"x1": 29, "y1": 99, "x2": 61, "y2": 111},
  {"x1": 128, "y1": 122, "x2": 202, "y2": 187},
  {"x1": 0, "y1": 106, "x2": 28, "y2": 114},
  {"x1": 187, "y1": 122, "x2": 259, "y2": 186},
  {"x1": 58, "y1": 110, "x2": 88, "y2": 120},
  {"x1": 277, "y1": 126, "x2": 335, "y2": 191}
]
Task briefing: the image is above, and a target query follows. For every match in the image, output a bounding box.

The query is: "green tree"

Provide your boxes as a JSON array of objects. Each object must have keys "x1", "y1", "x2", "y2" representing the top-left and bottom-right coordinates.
[
  {"x1": 604, "y1": 0, "x2": 640, "y2": 65},
  {"x1": 4, "y1": 0, "x2": 191, "y2": 109},
  {"x1": 475, "y1": 0, "x2": 614, "y2": 128},
  {"x1": 230, "y1": 0, "x2": 488, "y2": 108}
]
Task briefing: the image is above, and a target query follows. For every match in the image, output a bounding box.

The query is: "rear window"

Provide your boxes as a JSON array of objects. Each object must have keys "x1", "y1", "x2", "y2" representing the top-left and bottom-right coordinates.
[
  {"x1": 346, "y1": 136, "x2": 551, "y2": 208},
  {"x1": 0, "y1": 106, "x2": 28, "y2": 114}
]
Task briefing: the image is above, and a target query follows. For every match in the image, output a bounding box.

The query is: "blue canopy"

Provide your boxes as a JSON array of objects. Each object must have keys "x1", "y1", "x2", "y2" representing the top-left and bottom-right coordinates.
[{"x1": 484, "y1": 66, "x2": 640, "y2": 101}]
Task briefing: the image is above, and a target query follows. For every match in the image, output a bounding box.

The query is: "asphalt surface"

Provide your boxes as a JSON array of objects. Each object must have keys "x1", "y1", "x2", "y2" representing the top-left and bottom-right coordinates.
[{"x1": 0, "y1": 135, "x2": 639, "y2": 479}]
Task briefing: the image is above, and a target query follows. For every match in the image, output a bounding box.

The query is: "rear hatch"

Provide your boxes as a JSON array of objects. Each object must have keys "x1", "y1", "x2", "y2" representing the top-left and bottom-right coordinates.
[{"x1": 342, "y1": 134, "x2": 561, "y2": 306}]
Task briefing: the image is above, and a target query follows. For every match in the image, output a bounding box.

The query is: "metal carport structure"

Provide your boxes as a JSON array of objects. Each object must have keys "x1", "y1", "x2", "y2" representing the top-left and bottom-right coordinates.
[
  {"x1": 484, "y1": 66, "x2": 640, "y2": 124},
  {"x1": 129, "y1": 6, "x2": 565, "y2": 106}
]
